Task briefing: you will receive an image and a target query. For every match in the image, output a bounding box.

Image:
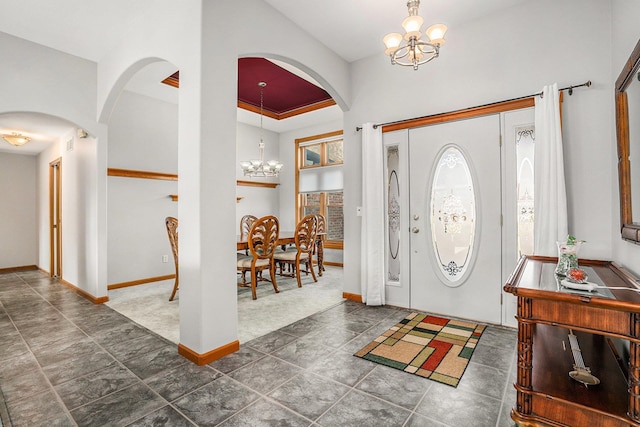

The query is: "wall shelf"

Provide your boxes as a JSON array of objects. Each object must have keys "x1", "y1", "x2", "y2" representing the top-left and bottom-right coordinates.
[{"x1": 169, "y1": 195, "x2": 242, "y2": 203}]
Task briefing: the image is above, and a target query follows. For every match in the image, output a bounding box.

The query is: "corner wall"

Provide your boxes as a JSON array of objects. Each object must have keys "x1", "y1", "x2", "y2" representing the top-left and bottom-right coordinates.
[{"x1": 0, "y1": 153, "x2": 37, "y2": 269}]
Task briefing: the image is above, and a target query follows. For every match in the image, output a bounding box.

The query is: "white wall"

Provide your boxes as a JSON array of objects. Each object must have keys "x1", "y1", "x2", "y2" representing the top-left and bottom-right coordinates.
[
  {"x1": 107, "y1": 178, "x2": 177, "y2": 284},
  {"x1": 611, "y1": 0, "x2": 640, "y2": 277},
  {"x1": 37, "y1": 130, "x2": 101, "y2": 293},
  {"x1": 107, "y1": 90, "x2": 178, "y2": 285},
  {"x1": 0, "y1": 153, "x2": 37, "y2": 269},
  {"x1": 0, "y1": 32, "x2": 107, "y2": 297},
  {"x1": 236, "y1": 121, "x2": 280, "y2": 225},
  {"x1": 342, "y1": 0, "x2": 616, "y2": 295},
  {"x1": 108, "y1": 90, "x2": 179, "y2": 172}
]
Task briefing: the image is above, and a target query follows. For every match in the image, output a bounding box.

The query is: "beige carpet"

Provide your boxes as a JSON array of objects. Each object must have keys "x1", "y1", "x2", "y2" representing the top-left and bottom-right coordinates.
[{"x1": 106, "y1": 266, "x2": 344, "y2": 344}]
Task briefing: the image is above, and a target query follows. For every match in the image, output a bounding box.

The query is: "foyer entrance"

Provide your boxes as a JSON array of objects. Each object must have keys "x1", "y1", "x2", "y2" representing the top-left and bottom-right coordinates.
[{"x1": 382, "y1": 107, "x2": 535, "y2": 326}]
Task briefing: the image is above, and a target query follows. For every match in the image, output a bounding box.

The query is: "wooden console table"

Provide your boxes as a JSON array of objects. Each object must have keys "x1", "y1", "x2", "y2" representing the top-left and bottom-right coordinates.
[{"x1": 504, "y1": 255, "x2": 640, "y2": 427}]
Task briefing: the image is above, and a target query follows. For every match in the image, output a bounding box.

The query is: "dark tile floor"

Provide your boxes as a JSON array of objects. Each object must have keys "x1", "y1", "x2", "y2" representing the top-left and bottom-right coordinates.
[{"x1": 0, "y1": 270, "x2": 518, "y2": 426}]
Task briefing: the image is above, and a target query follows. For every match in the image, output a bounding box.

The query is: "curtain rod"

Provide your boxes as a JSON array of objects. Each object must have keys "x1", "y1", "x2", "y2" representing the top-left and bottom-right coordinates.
[{"x1": 356, "y1": 80, "x2": 591, "y2": 131}]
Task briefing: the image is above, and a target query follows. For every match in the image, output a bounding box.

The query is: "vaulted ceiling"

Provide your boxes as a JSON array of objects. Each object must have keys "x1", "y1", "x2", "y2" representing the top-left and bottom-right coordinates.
[{"x1": 0, "y1": 0, "x2": 527, "y2": 153}]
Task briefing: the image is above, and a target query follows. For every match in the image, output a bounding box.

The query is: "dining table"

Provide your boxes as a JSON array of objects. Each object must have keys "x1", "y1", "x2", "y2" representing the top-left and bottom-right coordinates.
[{"x1": 237, "y1": 231, "x2": 327, "y2": 276}]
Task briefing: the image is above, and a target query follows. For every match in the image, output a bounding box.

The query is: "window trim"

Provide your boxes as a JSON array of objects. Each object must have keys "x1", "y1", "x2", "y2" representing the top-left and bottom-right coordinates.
[{"x1": 298, "y1": 131, "x2": 344, "y2": 169}]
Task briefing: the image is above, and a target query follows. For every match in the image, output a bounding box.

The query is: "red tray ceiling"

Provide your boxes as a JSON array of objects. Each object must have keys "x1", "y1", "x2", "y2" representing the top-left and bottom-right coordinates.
[{"x1": 162, "y1": 58, "x2": 333, "y2": 118}]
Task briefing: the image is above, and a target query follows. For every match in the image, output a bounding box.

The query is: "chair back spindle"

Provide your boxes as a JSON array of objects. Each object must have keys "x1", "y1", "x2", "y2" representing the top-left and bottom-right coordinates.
[{"x1": 165, "y1": 216, "x2": 179, "y2": 301}]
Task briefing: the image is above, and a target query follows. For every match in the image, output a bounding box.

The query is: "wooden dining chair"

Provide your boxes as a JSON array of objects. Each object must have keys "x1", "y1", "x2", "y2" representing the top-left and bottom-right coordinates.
[
  {"x1": 237, "y1": 215, "x2": 280, "y2": 300},
  {"x1": 274, "y1": 214, "x2": 318, "y2": 288},
  {"x1": 314, "y1": 214, "x2": 326, "y2": 275},
  {"x1": 165, "y1": 216, "x2": 179, "y2": 301},
  {"x1": 240, "y1": 215, "x2": 258, "y2": 242}
]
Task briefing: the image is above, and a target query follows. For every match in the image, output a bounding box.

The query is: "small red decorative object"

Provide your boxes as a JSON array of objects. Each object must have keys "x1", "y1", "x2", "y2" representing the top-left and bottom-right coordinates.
[{"x1": 567, "y1": 268, "x2": 587, "y2": 283}]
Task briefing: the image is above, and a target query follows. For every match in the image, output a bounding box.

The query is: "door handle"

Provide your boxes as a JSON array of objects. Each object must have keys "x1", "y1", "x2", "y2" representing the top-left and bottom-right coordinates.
[{"x1": 412, "y1": 227, "x2": 420, "y2": 233}]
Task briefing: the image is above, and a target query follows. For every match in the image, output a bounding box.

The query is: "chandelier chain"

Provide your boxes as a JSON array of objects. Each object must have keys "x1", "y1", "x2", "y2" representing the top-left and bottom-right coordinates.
[{"x1": 239, "y1": 81, "x2": 283, "y2": 177}]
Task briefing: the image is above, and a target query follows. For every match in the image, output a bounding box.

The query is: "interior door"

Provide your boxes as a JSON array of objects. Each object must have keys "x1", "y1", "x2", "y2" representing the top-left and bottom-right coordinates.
[
  {"x1": 50, "y1": 158, "x2": 62, "y2": 278},
  {"x1": 409, "y1": 115, "x2": 502, "y2": 324}
]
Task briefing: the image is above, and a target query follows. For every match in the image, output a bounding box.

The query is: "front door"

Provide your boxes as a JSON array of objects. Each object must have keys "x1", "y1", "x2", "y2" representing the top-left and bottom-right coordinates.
[{"x1": 409, "y1": 115, "x2": 502, "y2": 324}]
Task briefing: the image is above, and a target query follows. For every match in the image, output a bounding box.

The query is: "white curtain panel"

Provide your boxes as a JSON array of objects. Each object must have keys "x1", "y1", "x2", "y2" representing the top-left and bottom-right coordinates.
[
  {"x1": 533, "y1": 83, "x2": 568, "y2": 256},
  {"x1": 360, "y1": 123, "x2": 385, "y2": 305}
]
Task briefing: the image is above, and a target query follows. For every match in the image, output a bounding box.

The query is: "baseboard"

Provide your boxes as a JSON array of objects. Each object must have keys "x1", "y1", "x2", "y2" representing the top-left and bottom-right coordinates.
[
  {"x1": 108, "y1": 274, "x2": 176, "y2": 290},
  {"x1": 343, "y1": 292, "x2": 363, "y2": 303},
  {"x1": 0, "y1": 265, "x2": 38, "y2": 274},
  {"x1": 178, "y1": 340, "x2": 240, "y2": 366},
  {"x1": 323, "y1": 261, "x2": 343, "y2": 268},
  {"x1": 59, "y1": 279, "x2": 109, "y2": 304}
]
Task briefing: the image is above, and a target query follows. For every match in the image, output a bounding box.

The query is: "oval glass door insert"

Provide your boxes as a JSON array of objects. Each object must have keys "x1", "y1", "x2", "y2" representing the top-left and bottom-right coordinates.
[{"x1": 430, "y1": 146, "x2": 476, "y2": 285}]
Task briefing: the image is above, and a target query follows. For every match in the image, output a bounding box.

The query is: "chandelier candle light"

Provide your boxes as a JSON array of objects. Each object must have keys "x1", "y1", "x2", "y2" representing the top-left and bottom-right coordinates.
[
  {"x1": 240, "y1": 82, "x2": 283, "y2": 178},
  {"x1": 383, "y1": 0, "x2": 447, "y2": 70}
]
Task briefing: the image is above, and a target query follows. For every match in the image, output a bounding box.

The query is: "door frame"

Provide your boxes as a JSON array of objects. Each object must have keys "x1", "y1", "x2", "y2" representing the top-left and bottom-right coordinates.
[{"x1": 49, "y1": 157, "x2": 62, "y2": 278}]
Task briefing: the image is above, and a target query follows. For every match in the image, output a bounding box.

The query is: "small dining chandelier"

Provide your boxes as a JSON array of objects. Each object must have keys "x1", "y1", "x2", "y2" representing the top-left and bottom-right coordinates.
[
  {"x1": 240, "y1": 82, "x2": 283, "y2": 177},
  {"x1": 383, "y1": 0, "x2": 447, "y2": 70}
]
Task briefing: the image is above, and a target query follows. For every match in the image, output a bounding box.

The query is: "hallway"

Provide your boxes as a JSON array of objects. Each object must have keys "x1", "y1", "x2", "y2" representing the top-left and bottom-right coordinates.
[{"x1": 0, "y1": 270, "x2": 518, "y2": 426}]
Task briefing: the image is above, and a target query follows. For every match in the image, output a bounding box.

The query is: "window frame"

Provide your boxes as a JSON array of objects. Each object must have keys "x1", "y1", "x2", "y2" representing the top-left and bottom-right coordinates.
[{"x1": 295, "y1": 130, "x2": 344, "y2": 249}]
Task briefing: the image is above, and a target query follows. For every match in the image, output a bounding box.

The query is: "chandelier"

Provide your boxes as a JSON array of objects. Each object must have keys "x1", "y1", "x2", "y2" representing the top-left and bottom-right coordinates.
[
  {"x1": 2, "y1": 132, "x2": 31, "y2": 147},
  {"x1": 240, "y1": 82, "x2": 283, "y2": 177},
  {"x1": 383, "y1": 0, "x2": 447, "y2": 70}
]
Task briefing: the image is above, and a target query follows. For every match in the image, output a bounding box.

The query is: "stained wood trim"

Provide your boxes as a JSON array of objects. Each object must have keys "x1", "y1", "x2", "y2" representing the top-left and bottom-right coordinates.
[
  {"x1": 324, "y1": 241, "x2": 344, "y2": 250},
  {"x1": 615, "y1": 38, "x2": 640, "y2": 244},
  {"x1": 382, "y1": 97, "x2": 535, "y2": 133},
  {"x1": 0, "y1": 265, "x2": 38, "y2": 274},
  {"x1": 170, "y1": 195, "x2": 242, "y2": 202},
  {"x1": 323, "y1": 261, "x2": 343, "y2": 268},
  {"x1": 237, "y1": 101, "x2": 279, "y2": 120},
  {"x1": 107, "y1": 168, "x2": 178, "y2": 181},
  {"x1": 178, "y1": 340, "x2": 240, "y2": 365},
  {"x1": 161, "y1": 75, "x2": 179, "y2": 88},
  {"x1": 237, "y1": 99, "x2": 336, "y2": 120},
  {"x1": 295, "y1": 130, "x2": 343, "y2": 144},
  {"x1": 342, "y1": 292, "x2": 363, "y2": 303},
  {"x1": 60, "y1": 279, "x2": 109, "y2": 304},
  {"x1": 236, "y1": 180, "x2": 279, "y2": 188},
  {"x1": 278, "y1": 99, "x2": 337, "y2": 120},
  {"x1": 108, "y1": 274, "x2": 176, "y2": 290}
]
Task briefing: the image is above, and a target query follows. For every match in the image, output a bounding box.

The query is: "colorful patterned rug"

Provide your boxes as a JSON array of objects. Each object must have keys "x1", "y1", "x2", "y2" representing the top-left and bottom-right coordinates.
[{"x1": 354, "y1": 312, "x2": 486, "y2": 387}]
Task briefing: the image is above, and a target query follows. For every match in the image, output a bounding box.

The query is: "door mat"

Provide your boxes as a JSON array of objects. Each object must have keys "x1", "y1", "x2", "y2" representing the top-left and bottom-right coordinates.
[{"x1": 354, "y1": 312, "x2": 485, "y2": 387}]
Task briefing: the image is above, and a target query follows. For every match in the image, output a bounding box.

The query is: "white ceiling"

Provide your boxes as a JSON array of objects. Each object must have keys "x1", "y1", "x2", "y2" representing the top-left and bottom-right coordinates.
[{"x1": 0, "y1": 0, "x2": 526, "y2": 155}]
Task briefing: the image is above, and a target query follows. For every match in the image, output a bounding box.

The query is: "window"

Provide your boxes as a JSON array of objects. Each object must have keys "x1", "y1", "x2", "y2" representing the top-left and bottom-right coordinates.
[
  {"x1": 430, "y1": 146, "x2": 476, "y2": 284},
  {"x1": 516, "y1": 126, "x2": 535, "y2": 256},
  {"x1": 296, "y1": 131, "x2": 344, "y2": 249}
]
